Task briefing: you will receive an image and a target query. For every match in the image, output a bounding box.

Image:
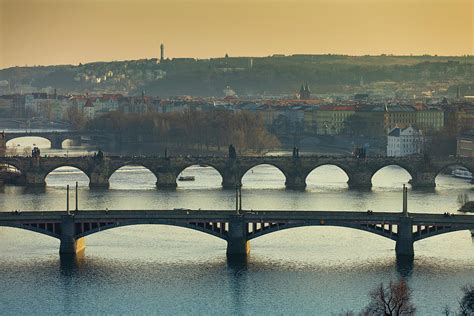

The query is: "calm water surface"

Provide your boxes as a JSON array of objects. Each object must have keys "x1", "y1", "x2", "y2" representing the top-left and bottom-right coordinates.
[{"x1": 1, "y1": 137, "x2": 474, "y2": 315}]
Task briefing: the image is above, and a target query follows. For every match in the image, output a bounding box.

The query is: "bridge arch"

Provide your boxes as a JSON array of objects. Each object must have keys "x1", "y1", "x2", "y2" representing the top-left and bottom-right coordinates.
[
  {"x1": 45, "y1": 165, "x2": 91, "y2": 186},
  {"x1": 371, "y1": 163, "x2": 415, "y2": 188},
  {"x1": 247, "y1": 222, "x2": 398, "y2": 241},
  {"x1": 413, "y1": 225, "x2": 473, "y2": 242},
  {"x1": 434, "y1": 163, "x2": 474, "y2": 186},
  {"x1": 305, "y1": 163, "x2": 350, "y2": 189},
  {"x1": 108, "y1": 164, "x2": 159, "y2": 189},
  {"x1": 0, "y1": 161, "x2": 24, "y2": 173},
  {"x1": 59, "y1": 138, "x2": 79, "y2": 148},
  {"x1": 176, "y1": 164, "x2": 223, "y2": 188},
  {"x1": 241, "y1": 163, "x2": 287, "y2": 188},
  {"x1": 6, "y1": 136, "x2": 53, "y2": 152},
  {"x1": 0, "y1": 222, "x2": 61, "y2": 240},
  {"x1": 75, "y1": 220, "x2": 228, "y2": 241}
]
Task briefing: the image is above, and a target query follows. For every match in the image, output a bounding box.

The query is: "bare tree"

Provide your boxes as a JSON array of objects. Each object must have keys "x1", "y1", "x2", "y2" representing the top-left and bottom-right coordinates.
[
  {"x1": 6, "y1": 146, "x2": 18, "y2": 156},
  {"x1": 364, "y1": 279, "x2": 416, "y2": 316},
  {"x1": 22, "y1": 146, "x2": 32, "y2": 157},
  {"x1": 442, "y1": 305, "x2": 451, "y2": 316},
  {"x1": 459, "y1": 285, "x2": 474, "y2": 315}
]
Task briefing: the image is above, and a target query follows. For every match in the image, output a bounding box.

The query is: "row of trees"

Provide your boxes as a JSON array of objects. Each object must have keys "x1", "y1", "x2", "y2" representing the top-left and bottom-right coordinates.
[
  {"x1": 84, "y1": 110, "x2": 280, "y2": 153},
  {"x1": 345, "y1": 279, "x2": 474, "y2": 315}
]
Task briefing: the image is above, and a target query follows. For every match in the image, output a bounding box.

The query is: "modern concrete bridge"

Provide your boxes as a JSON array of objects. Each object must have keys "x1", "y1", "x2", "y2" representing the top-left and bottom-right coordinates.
[
  {"x1": 1, "y1": 209, "x2": 473, "y2": 258},
  {"x1": 0, "y1": 155, "x2": 473, "y2": 189}
]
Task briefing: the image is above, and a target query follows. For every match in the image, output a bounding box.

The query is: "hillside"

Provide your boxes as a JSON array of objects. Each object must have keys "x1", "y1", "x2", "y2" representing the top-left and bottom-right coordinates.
[{"x1": 0, "y1": 55, "x2": 473, "y2": 97}]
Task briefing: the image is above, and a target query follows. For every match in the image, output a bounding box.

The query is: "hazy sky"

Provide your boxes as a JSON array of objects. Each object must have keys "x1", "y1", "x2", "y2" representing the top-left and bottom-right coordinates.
[{"x1": 0, "y1": 0, "x2": 472, "y2": 69}]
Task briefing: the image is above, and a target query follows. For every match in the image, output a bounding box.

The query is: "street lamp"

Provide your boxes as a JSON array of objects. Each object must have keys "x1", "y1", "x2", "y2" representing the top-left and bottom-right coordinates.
[{"x1": 235, "y1": 182, "x2": 242, "y2": 214}]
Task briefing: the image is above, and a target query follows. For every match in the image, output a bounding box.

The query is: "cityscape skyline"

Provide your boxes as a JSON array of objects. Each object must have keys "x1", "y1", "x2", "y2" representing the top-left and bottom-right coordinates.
[{"x1": 1, "y1": 0, "x2": 472, "y2": 69}]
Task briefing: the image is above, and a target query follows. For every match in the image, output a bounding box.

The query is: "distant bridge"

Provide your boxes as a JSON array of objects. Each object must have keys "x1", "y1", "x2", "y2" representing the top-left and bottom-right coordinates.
[
  {"x1": 0, "y1": 155, "x2": 473, "y2": 189},
  {"x1": 1, "y1": 209, "x2": 473, "y2": 258},
  {"x1": 3, "y1": 131, "x2": 113, "y2": 149}
]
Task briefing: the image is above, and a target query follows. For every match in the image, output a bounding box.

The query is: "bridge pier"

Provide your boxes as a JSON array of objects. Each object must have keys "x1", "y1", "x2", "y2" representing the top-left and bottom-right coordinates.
[
  {"x1": 285, "y1": 175, "x2": 306, "y2": 190},
  {"x1": 59, "y1": 215, "x2": 85, "y2": 255},
  {"x1": 395, "y1": 217, "x2": 414, "y2": 257},
  {"x1": 347, "y1": 171, "x2": 372, "y2": 189},
  {"x1": 89, "y1": 172, "x2": 110, "y2": 189},
  {"x1": 50, "y1": 137, "x2": 63, "y2": 150},
  {"x1": 24, "y1": 172, "x2": 46, "y2": 187},
  {"x1": 226, "y1": 216, "x2": 250, "y2": 259},
  {"x1": 284, "y1": 160, "x2": 306, "y2": 190},
  {"x1": 222, "y1": 174, "x2": 241, "y2": 189},
  {"x1": 156, "y1": 171, "x2": 177, "y2": 189},
  {"x1": 221, "y1": 160, "x2": 240, "y2": 189},
  {"x1": 410, "y1": 172, "x2": 436, "y2": 189}
]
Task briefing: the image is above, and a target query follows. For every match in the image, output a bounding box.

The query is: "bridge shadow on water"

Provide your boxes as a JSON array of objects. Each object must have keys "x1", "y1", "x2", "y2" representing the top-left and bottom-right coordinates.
[
  {"x1": 410, "y1": 187, "x2": 436, "y2": 194},
  {"x1": 226, "y1": 256, "x2": 249, "y2": 274},
  {"x1": 22, "y1": 187, "x2": 47, "y2": 194},
  {"x1": 396, "y1": 255, "x2": 414, "y2": 278},
  {"x1": 59, "y1": 252, "x2": 86, "y2": 276}
]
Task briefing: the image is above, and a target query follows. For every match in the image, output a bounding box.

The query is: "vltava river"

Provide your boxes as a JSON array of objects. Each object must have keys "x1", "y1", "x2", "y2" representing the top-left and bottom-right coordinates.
[{"x1": 1, "y1": 137, "x2": 473, "y2": 314}]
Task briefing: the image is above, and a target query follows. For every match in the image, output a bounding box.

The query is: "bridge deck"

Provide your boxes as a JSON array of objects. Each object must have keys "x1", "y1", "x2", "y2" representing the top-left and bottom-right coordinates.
[{"x1": 1, "y1": 210, "x2": 473, "y2": 225}]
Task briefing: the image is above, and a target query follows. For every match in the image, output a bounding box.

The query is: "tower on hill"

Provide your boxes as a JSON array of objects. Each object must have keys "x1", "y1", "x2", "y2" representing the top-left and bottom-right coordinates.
[{"x1": 160, "y1": 43, "x2": 165, "y2": 62}]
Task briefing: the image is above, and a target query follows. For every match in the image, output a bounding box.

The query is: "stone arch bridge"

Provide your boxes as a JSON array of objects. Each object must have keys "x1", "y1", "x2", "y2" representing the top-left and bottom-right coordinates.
[
  {"x1": 3, "y1": 131, "x2": 112, "y2": 149},
  {"x1": 1, "y1": 210, "x2": 474, "y2": 258},
  {"x1": 0, "y1": 155, "x2": 473, "y2": 189}
]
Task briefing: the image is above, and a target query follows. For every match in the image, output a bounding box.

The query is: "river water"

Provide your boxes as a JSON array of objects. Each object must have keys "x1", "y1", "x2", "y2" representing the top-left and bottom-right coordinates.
[{"x1": 1, "y1": 137, "x2": 474, "y2": 315}]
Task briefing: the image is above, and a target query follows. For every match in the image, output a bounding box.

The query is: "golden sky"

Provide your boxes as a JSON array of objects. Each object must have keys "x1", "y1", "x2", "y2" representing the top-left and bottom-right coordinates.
[{"x1": 0, "y1": 0, "x2": 473, "y2": 69}]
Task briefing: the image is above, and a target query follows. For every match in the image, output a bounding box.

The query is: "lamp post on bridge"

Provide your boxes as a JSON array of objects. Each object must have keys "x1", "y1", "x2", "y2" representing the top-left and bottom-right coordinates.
[
  {"x1": 235, "y1": 182, "x2": 242, "y2": 215},
  {"x1": 66, "y1": 185, "x2": 70, "y2": 215},
  {"x1": 66, "y1": 182, "x2": 79, "y2": 214},
  {"x1": 402, "y1": 184, "x2": 408, "y2": 216},
  {"x1": 75, "y1": 181, "x2": 79, "y2": 212}
]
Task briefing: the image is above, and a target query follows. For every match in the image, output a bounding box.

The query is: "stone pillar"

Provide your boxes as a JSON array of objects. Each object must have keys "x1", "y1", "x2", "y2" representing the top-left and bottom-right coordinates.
[
  {"x1": 24, "y1": 171, "x2": 46, "y2": 187},
  {"x1": 156, "y1": 171, "x2": 177, "y2": 189},
  {"x1": 284, "y1": 159, "x2": 306, "y2": 190},
  {"x1": 222, "y1": 173, "x2": 240, "y2": 189},
  {"x1": 89, "y1": 171, "x2": 110, "y2": 188},
  {"x1": 395, "y1": 217, "x2": 414, "y2": 257},
  {"x1": 347, "y1": 171, "x2": 372, "y2": 189},
  {"x1": 285, "y1": 174, "x2": 306, "y2": 190},
  {"x1": 59, "y1": 215, "x2": 85, "y2": 255},
  {"x1": 50, "y1": 137, "x2": 63, "y2": 150},
  {"x1": 410, "y1": 172, "x2": 436, "y2": 189},
  {"x1": 226, "y1": 216, "x2": 250, "y2": 259},
  {"x1": 222, "y1": 159, "x2": 240, "y2": 189},
  {"x1": 23, "y1": 157, "x2": 46, "y2": 186}
]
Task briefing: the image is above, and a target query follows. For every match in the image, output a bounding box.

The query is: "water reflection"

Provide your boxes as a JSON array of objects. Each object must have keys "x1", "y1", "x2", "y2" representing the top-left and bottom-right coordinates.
[
  {"x1": 242, "y1": 164, "x2": 286, "y2": 189},
  {"x1": 1, "y1": 137, "x2": 474, "y2": 314},
  {"x1": 396, "y1": 255, "x2": 414, "y2": 278},
  {"x1": 59, "y1": 253, "x2": 86, "y2": 276}
]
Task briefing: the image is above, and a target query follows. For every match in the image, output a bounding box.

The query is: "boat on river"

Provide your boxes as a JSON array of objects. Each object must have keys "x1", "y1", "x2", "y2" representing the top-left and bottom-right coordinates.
[
  {"x1": 451, "y1": 168, "x2": 473, "y2": 180},
  {"x1": 178, "y1": 176, "x2": 195, "y2": 181}
]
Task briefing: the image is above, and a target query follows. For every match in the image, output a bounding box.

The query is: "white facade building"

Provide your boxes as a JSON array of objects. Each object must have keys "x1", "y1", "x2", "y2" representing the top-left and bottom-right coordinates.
[{"x1": 387, "y1": 126, "x2": 424, "y2": 157}]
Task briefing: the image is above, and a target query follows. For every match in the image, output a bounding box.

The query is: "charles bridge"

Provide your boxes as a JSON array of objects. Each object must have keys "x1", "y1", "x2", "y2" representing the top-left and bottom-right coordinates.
[{"x1": 0, "y1": 154, "x2": 473, "y2": 189}]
